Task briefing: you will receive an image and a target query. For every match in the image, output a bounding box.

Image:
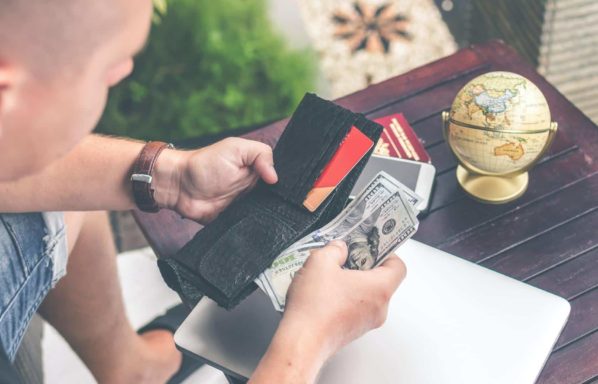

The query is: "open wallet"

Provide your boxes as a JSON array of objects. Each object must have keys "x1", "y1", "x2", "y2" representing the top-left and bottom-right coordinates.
[{"x1": 158, "y1": 93, "x2": 383, "y2": 309}]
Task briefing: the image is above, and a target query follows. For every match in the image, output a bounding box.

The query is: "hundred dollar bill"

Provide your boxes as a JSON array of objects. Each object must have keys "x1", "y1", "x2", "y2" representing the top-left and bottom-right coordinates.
[
  {"x1": 256, "y1": 172, "x2": 420, "y2": 311},
  {"x1": 256, "y1": 242, "x2": 324, "y2": 311},
  {"x1": 305, "y1": 171, "x2": 420, "y2": 246},
  {"x1": 340, "y1": 190, "x2": 418, "y2": 270},
  {"x1": 369, "y1": 171, "x2": 422, "y2": 211}
]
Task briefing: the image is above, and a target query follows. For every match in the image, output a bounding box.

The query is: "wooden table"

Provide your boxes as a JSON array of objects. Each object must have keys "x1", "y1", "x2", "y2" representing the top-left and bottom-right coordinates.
[{"x1": 134, "y1": 40, "x2": 598, "y2": 384}]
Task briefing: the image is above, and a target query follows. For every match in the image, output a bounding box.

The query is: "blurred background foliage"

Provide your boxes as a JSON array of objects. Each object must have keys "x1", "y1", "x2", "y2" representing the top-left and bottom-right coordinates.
[{"x1": 97, "y1": 0, "x2": 315, "y2": 141}]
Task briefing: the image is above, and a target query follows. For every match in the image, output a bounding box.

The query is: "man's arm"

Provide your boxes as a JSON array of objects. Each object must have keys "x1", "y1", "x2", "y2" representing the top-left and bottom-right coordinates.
[
  {"x1": 0, "y1": 135, "x2": 153, "y2": 212},
  {"x1": 0, "y1": 135, "x2": 277, "y2": 222},
  {"x1": 250, "y1": 318, "x2": 328, "y2": 384}
]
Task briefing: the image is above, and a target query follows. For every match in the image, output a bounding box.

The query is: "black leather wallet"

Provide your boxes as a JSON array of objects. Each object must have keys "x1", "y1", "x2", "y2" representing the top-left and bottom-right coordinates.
[{"x1": 158, "y1": 93, "x2": 383, "y2": 309}]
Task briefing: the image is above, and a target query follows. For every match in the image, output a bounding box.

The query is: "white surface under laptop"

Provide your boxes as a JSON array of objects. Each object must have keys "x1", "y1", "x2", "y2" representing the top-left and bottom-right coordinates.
[{"x1": 175, "y1": 240, "x2": 570, "y2": 384}]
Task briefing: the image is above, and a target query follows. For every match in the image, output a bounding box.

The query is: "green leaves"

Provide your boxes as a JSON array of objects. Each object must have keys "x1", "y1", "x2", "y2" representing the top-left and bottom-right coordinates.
[
  {"x1": 152, "y1": 0, "x2": 168, "y2": 24},
  {"x1": 98, "y1": 0, "x2": 315, "y2": 141}
]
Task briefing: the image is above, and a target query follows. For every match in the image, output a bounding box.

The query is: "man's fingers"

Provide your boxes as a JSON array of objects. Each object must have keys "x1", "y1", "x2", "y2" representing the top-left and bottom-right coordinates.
[
  {"x1": 329, "y1": 240, "x2": 349, "y2": 266},
  {"x1": 369, "y1": 254, "x2": 407, "y2": 292},
  {"x1": 309, "y1": 240, "x2": 348, "y2": 267},
  {"x1": 253, "y1": 152, "x2": 278, "y2": 184},
  {"x1": 238, "y1": 139, "x2": 277, "y2": 184}
]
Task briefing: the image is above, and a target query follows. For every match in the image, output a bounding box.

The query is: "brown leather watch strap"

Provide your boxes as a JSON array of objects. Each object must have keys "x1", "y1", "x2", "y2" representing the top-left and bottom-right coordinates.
[{"x1": 130, "y1": 141, "x2": 174, "y2": 213}]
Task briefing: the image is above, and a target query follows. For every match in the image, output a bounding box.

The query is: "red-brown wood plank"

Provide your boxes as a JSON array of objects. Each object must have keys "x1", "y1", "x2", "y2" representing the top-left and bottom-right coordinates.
[
  {"x1": 528, "y1": 246, "x2": 598, "y2": 300},
  {"x1": 411, "y1": 112, "x2": 449, "y2": 147},
  {"x1": 425, "y1": 142, "x2": 458, "y2": 174},
  {"x1": 436, "y1": 172, "x2": 598, "y2": 261},
  {"x1": 415, "y1": 151, "x2": 596, "y2": 245},
  {"x1": 554, "y1": 288, "x2": 598, "y2": 350},
  {"x1": 537, "y1": 331, "x2": 598, "y2": 384},
  {"x1": 482, "y1": 208, "x2": 598, "y2": 281}
]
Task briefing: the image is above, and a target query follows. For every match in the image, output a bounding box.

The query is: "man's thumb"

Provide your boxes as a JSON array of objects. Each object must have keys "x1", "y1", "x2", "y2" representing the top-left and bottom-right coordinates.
[{"x1": 326, "y1": 240, "x2": 349, "y2": 266}]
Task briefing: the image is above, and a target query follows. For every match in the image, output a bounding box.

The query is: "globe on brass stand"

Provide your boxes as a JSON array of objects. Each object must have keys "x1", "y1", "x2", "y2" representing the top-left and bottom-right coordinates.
[{"x1": 442, "y1": 71, "x2": 558, "y2": 204}]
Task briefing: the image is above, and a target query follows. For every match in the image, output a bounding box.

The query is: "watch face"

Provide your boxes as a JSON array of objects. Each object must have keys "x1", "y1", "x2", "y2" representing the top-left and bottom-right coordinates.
[{"x1": 296, "y1": 0, "x2": 457, "y2": 97}]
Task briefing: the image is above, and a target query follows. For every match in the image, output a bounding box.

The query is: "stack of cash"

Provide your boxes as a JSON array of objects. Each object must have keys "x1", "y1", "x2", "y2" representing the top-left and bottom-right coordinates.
[{"x1": 255, "y1": 171, "x2": 421, "y2": 312}]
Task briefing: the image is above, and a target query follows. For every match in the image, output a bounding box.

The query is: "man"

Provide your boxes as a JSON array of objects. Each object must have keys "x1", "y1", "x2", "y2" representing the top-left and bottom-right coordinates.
[{"x1": 0, "y1": 1, "x2": 406, "y2": 383}]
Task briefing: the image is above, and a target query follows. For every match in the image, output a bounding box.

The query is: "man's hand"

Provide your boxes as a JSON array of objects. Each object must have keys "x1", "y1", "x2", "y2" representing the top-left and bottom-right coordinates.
[
  {"x1": 0, "y1": 135, "x2": 276, "y2": 217},
  {"x1": 284, "y1": 241, "x2": 406, "y2": 355},
  {"x1": 155, "y1": 137, "x2": 278, "y2": 223},
  {"x1": 250, "y1": 241, "x2": 406, "y2": 384}
]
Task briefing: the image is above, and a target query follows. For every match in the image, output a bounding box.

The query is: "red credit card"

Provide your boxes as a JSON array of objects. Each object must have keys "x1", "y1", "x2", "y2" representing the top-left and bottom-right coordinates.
[
  {"x1": 374, "y1": 113, "x2": 431, "y2": 163},
  {"x1": 303, "y1": 126, "x2": 373, "y2": 212}
]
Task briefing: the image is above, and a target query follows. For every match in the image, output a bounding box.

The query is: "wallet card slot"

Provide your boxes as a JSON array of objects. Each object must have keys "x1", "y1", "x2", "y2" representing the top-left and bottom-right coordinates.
[
  {"x1": 291, "y1": 108, "x2": 355, "y2": 192},
  {"x1": 270, "y1": 93, "x2": 357, "y2": 207}
]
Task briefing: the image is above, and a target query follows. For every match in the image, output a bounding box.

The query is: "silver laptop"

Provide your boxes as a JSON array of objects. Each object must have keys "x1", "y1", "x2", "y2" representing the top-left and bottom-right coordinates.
[{"x1": 175, "y1": 240, "x2": 570, "y2": 384}]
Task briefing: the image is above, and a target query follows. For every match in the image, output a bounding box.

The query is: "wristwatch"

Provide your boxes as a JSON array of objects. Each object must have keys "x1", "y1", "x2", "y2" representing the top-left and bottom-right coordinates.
[{"x1": 130, "y1": 141, "x2": 174, "y2": 212}]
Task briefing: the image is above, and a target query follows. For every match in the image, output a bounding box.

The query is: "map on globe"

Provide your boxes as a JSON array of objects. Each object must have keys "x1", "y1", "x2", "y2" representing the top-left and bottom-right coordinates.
[{"x1": 448, "y1": 72, "x2": 552, "y2": 174}]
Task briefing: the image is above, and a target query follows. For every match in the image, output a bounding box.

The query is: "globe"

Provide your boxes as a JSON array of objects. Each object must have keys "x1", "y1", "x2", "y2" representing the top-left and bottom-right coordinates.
[{"x1": 442, "y1": 71, "x2": 558, "y2": 203}]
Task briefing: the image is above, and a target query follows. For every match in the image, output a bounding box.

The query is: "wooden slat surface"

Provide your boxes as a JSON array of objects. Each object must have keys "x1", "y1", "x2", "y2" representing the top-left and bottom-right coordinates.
[{"x1": 134, "y1": 41, "x2": 598, "y2": 384}]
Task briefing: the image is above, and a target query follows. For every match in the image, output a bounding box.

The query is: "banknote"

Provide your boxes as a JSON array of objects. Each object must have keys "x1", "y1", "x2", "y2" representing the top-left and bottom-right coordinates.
[
  {"x1": 256, "y1": 242, "x2": 325, "y2": 311},
  {"x1": 361, "y1": 171, "x2": 423, "y2": 210},
  {"x1": 256, "y1": 171, "x2": 420, "y2": 311},
  {"x1": 305, "y1": 171, "x2": 420, "y2": 245},
  {"x1": 340, "y1": 190, "x2": 418, "y2": 270}
]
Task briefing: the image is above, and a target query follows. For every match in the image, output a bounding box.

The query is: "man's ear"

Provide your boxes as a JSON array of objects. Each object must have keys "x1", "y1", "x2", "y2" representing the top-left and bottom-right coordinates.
[{"x1": 0, "y1": 63, "x2": 16, "y2": 136}]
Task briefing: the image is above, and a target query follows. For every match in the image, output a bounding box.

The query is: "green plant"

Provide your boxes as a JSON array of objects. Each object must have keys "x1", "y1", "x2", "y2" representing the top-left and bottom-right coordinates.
[{"x1": 97, "y1": 0, "x2": 315, "y2": 141}]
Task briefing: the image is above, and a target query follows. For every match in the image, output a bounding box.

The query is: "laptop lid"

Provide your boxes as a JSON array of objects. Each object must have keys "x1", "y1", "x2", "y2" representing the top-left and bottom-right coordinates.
[{"x1": 175, "y1": 240, "x2": 570, "y2": 384}]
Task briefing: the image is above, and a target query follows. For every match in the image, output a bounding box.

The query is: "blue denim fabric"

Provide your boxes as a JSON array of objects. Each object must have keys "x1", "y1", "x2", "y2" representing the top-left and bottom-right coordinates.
[{"x1": 0, "y1": 212, "x2": 67, "y2": 361}]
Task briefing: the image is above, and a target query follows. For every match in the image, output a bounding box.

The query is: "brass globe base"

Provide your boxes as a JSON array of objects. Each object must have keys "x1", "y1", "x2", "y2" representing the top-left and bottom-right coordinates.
[{"x1": 456, "y1": 165, "x2": 529, "y2": 204}]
